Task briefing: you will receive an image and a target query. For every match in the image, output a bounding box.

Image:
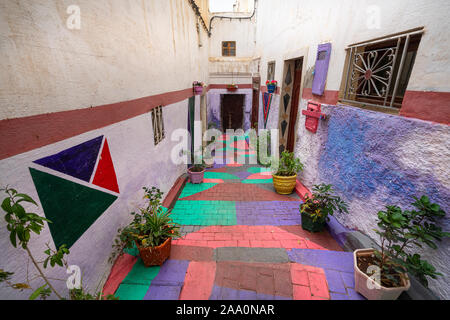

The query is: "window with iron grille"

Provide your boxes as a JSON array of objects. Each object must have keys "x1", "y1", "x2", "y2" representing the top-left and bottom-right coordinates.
[
  {"x1": 222, "y1": 41, "x2": 236, "y2": 56},
  {"x1": 341, "y1": 28, "x2": 423, "y2": 111},
  {"x1": 151, "y1": 106, "x2": 165, "y2": 145},
  {"x1": 267, "y1": 61, "x2": 276, "y2": 82}
]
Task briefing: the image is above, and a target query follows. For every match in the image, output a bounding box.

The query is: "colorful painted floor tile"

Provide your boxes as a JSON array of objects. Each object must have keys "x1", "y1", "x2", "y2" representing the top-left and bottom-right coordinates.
[
  {"x1": 171, "y1": 200, "x2": 237, "y2": 226},
  {"x1": 105, "y1": 160, "x2": 363, "y2": 300}
]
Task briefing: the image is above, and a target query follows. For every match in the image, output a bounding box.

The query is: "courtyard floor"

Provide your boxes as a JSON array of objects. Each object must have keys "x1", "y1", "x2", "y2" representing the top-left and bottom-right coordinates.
[{"x1": 102, "y1": 135, "x2": 365, "y2": 300}]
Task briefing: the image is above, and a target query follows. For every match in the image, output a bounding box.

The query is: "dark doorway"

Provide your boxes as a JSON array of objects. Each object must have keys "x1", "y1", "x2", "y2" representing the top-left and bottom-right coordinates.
[
  {"x1": 251, "y1": 77, "x2": 260, "y2": 129},
  {"x1": 221, "y1": 94, "x2": 244, "y2": 130},
  {"x1": 286, "y1": 59, "x2": 303, "y2": 152}
]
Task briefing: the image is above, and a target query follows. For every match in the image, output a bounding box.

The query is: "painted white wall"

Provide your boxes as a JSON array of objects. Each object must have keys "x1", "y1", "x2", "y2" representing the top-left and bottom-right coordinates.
[
  {"x1": 255, "y1": 0, "x2": 450, "y2": 93},
  {"x1": 0, "y1": 0, "x2": 210, "y2": 120},
  {"x1": 0, "y1": 98, "x2": 191, "y2": 300},
  {"x1": 209, "y1": 12, "x2": 257, "y2": 79},
  {"x1": 0, "y1": 0, "x2": 207, "y2": 299}
]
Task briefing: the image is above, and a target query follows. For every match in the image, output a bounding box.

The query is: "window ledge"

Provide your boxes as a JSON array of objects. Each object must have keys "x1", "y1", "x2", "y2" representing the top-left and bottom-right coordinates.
[{"x1": 338, "y1": 100, "x2": 400, "y2": 116}]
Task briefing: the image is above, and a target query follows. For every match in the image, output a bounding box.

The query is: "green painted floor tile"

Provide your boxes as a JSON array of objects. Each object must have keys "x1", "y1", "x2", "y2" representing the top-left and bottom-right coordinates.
[
  {"x1": 204, "y1": 172, "x2": 240, "y2": 180},
  {"x1": 171, "y1": 201, "x2": 237, "y2": 226},
  {"x1": 122, "y1": 259, "x2": 160, "y2": 285},
  {"x1": 248, "y1": 167, "x2": 273, "y2": 174},
  {"x1": 179, "y1": 183, "x2": 217, "y2": 198},
  {"x1": 115, "y1": 283, "x2": 149, "y2": 300},
  {"x1": 242, "y1": 179, "x2": 274, "y2": 184},
  {"x1": 123, "y1": 242, "x2": 139, "y2": 257}
]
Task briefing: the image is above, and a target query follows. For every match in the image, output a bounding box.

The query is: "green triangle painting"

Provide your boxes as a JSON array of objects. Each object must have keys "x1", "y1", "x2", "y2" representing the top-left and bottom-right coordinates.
[{"x1": 29, "y1": 168, "x2": 118, "y2": 249}]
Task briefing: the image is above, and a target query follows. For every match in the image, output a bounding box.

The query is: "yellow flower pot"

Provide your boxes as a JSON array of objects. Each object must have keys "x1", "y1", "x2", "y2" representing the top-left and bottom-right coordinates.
[{"x1": 272, "y1": 174, "x2": 297, "y2": 195}]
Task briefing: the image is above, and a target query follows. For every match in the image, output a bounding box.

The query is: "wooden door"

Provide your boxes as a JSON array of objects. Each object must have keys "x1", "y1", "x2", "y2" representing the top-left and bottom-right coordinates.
[
  {"x1": 286, "y1": 65, "x2": 302, "y2": 152},
  {"x1": 221, "y1": 94, "x2": 244, "y2": 131}
]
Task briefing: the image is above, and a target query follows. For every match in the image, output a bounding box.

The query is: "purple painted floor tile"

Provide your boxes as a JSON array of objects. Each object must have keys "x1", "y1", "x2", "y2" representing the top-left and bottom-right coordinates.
[
  {"x1": 347, "y1": 288, "x2": 366, "y2": 300},
  {"x1": 151, "y1": 260, "x2": 189, "y2": 286},
  {"x1": 324, "y1": 269, "x2": 347, "y2": 294},
  {"x1": 236, "y1": 201, "x2": 301, "y2": 226},
  {"x1": 144, "y1": 285, "x2": 182, "y2": 300},
  {"x1": 288, "y1": 249, "x2": 354, "y2": 273},
  {"x1": 233, "y1": 171, "x2": 254, "y2": 180},
  {"x1": 340, "y1": 272, "x2": 355, "y2": 288},
  {"x1": 330, "y1": 292, "x2": 350, "y2": 300}
]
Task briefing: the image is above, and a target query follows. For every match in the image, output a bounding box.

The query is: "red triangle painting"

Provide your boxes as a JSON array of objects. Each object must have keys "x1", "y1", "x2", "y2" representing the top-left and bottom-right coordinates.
[{"x1": 92, "y1": 139, "x2": 120, "y2": 193}]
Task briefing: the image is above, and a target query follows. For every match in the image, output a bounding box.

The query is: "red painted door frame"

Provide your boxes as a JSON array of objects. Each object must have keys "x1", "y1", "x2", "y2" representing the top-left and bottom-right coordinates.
[
  {"x1": 287, "y1": 63, "x2": 303, "y2": 152},
  {"x1": 251, "y1": 77, "x2": 260, "y2": 129}
]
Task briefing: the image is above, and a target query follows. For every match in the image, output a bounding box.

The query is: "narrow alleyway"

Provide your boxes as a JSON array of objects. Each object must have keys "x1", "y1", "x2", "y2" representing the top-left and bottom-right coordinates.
[{"x1": 103, "y1": 135, "x2": 365, "y2": 300}]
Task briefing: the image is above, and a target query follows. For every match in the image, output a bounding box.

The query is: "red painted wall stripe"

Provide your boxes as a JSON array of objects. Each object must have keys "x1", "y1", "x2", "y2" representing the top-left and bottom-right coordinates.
[
  {"x1": 302, "y1": 88, "x2": 339, "y2": 105},
  {"x1": 0, "y1": 88, "x2": 193, "y2": 160},
  {"x1": 400, "y1": 90, "x2": 450, "y2": 125}
]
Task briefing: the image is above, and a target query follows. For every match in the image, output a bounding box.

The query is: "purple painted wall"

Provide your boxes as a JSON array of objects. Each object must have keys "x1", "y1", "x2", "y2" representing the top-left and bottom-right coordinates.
[
  {"x1": 312, "y1": 43, "x2": 332, "y2": 96},
  {"x1": 295, "y1": 102, "x2": 450, "y2": 299}
]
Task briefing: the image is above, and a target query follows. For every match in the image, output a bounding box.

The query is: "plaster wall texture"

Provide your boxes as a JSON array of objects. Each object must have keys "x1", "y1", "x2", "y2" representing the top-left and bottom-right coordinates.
[
  {"x1": 209, "y1": 13, "x2": 257, "y2": 75},
  {"x1": 207, "y1": 88, "x2": 253, "y2": 131},
  {"x1": 255, "y1": 0, "x2": 450, "y2": 93},
  {"x1": 0, "y1": 99, "x2": 191, "y2": 300},
  {"x1": 294, "y1": 103, "x2": 450, "y2": 299},
  {"x1": 0, "y1": 0, "x2": 210, "y2": 120}
]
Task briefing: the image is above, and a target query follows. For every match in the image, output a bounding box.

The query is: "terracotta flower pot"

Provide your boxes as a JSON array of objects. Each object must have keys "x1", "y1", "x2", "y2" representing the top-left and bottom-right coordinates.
[
  {"x1": 136, "y1": 237, "x2": 172, "y2": 267},
  {"x1": 354, "y1": 248, "x2": 411, "y2": 300},
  {"x1": 188, "y1": 168, "x2": 205, "y2": 184},
  {"x1": 272, "y1": 174, "x2": 297, "y2": 194}
]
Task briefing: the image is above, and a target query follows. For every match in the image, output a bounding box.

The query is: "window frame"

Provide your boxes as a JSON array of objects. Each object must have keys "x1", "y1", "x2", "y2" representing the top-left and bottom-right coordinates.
[
  {"x1": 267, "y1": 61, "x2": 276, "y2": 82},
  {"x1": 339, "y1": 28, "x2": 423, "y2": 112},
  {"x1": 222, "y1": 41, "x2": 236, "y2": 57},
  {"x1": 151, "y1": 106, "x2": 165, "y2": 146}
]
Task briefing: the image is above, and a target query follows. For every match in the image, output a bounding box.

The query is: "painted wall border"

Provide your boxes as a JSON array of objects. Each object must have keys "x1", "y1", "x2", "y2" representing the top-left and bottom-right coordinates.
[{"x1": 0, "y1": 88, "x2": 194, "y2": 160}]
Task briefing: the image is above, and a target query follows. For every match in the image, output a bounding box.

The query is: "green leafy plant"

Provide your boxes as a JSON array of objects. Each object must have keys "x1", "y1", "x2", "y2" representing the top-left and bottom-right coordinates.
[
  {"x1": 1, "y1": 186, "x2": 117, "y2": 300},
  {"x1": 301, "y1": 184, "x2": 348, "y2": 223},
  {"x1": 272, "y1": 150, "x2": 303, "y2": 176},
  {"x1": 111, "y1": 187, "x2": 180, "y2": 261},
  {"x1": 368, "y1": 196, "x2": 449, "y2": 288}
]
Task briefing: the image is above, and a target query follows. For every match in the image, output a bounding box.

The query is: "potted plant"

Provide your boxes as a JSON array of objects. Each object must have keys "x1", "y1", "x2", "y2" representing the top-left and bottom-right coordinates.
[
  {"x1": 354, "y1": 196, "x2": 449, "y2": 300},
  {"x1": 300, "y1": 184, "x2": 348, "y2": 232},
  {"x1": 227, "y1": 83, "x2": 238, "y2": 91},
  {"x1": 188, "y1": 162, "x2": 206, "y2": 184},
  {"x1": 119, "y1": 187, "x2": 180, "y2": 267},
  {"x1": 193, "y1": 81, "x2": 204, "y2": 95},
  {"x1": 271, "y1": 151, "x2": 304, "y2": 195},
  {"x1": 266, "y1": 80, "x2": 278, "y2": 93}
]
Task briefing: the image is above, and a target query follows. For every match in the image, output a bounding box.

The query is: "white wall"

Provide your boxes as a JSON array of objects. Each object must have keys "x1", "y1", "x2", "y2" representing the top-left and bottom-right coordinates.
[
  {"x1": 0, "y1": 0, "x2": 208, "y2": 299},
  {"x1": 0, "y1": 0, "x2": 210, "y2": 119},
  {"x1": 209, "y1": 12, "x2": 257, "y2": 79},
  {"x1": 255, "y1": 0, "x2": 450, "y2": 93}
]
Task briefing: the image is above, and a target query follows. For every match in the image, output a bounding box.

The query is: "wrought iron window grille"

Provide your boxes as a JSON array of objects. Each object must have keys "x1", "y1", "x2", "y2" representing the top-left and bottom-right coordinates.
[
  {"x1": 151, "y1": 106, "x2": 165, "y2": 146},
  {"x1": 342, "y1": 28, "x2": 423, "y2": 110}
]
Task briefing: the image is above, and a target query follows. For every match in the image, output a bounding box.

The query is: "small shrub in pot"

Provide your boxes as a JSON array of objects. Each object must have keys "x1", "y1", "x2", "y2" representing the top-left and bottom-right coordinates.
[
  {"x1": 354, "y1": 196, "x2": 449, "y2": 300},
  {"x1": 300, "y1": 183, "x2": 348, "y2": 232}
]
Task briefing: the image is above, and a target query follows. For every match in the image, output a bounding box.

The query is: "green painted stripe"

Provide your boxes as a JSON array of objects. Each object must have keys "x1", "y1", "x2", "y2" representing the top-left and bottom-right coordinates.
[
  {"x1": 179, "y1": 183, "x2": 217, "y2": 198},
  {"x1": 242, "y1": 179, "x2": 274, "y2": 184},
  {"x1": 248, "y1": 167, "x2": 272, "y2": 174},
  {"x1": 171, "y1": 200, "x2": 237, "y2": 226},
  {"x1": 204, "y1": 172, "x2": 240, "y2": 180},
  {"x1": 115, "y1": 283, "x2": 150, "y2": 300}
]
